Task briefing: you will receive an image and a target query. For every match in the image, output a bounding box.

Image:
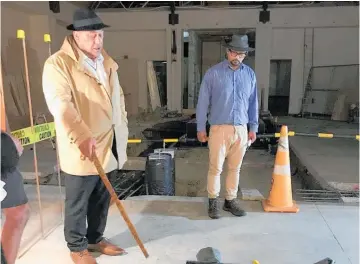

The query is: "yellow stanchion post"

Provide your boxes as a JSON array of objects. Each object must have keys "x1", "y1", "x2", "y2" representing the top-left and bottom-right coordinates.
[
  {"x1": 44, "y1": 33, "x2": 65, "y2": 224},
  {"x1": 17, "y1": 29, "x2": 45, "y2": 237}
]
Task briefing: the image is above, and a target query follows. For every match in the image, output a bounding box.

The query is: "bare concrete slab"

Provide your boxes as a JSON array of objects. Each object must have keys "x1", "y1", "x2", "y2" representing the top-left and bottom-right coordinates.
[
  {"x1": 174, "y1": 147, "x2": 302, "y2": 199},
  {"x1": 15, "y1": 195, "x2": 358, "y2": 264},
  {"x1": 279, "y1": 117, "x2": 359, "y2": 191}
]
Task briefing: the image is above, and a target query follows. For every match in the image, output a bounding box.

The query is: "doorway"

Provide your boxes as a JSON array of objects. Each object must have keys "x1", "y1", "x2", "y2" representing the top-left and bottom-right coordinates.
[
  {"x1": 146, "y1": 60, "x2": 167, "y2": 111},
  {"x1": 269, "y1": 59, "x2": 291, "y2": 116}
]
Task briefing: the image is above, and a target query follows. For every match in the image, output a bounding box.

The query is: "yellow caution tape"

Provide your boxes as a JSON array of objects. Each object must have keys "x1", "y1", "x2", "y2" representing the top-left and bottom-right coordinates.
[
  {"x1": 128, "y1": 139, "x2": 142, "y2": 143},
  {"x1": 163, "y1": 138, "x2": 179, "y2": 143},
  {"x1": 44, "y1": 34, "x2": 51, "y2": 43},
  {"x1": 318, "y1": 133, "x2": 333, "y2": 138},
  {"x1": 11, "y1": 122, "x2": 56, "y2": 146},
  {"x1": 9, "y1": 122, "x2": 360, "y2": 147},
  {"x1": 17, "y1": 29, "x2": 25, "y2": 39}
]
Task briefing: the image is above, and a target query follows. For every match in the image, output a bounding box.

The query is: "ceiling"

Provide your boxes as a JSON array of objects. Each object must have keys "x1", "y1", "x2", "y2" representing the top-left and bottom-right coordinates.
[{"x1": 69, "y1": 1, "x2": 358, "y2": 10}]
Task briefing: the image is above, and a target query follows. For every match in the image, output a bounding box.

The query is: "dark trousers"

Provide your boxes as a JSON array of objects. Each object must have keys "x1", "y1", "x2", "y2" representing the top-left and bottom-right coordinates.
[{"x1": 64, "y1": 133, "x2": 118, "y2": 252}]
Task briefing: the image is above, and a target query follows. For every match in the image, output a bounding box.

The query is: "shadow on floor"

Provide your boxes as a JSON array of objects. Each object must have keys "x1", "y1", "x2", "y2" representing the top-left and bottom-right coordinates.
[{"x1": 108, "y1": 198, "x2": 264, "y2": 249}]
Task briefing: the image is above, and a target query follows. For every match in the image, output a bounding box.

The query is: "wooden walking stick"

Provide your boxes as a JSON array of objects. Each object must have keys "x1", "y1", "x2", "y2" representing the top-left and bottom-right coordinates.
[
  {"x1": 93, "y1": 155, "x2": 149, "y2": 258},
  {"x1": 17, "y1": 29, "x2": 45, "y2": 237}
]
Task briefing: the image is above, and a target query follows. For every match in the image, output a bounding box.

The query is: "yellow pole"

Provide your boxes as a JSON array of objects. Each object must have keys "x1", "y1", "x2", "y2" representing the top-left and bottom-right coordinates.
[
  {"x1": 17, "y1": 29, "x2": 44, "y2": 237},
  {"x1": 44, "y1": 33, "x2": 64, "y2": 223}
]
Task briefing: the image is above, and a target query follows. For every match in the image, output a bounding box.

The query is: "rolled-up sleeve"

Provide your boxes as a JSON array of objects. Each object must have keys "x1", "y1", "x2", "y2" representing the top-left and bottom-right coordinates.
[{"x1": 42, "y1": 62, "x2": 92, "y2": 147}]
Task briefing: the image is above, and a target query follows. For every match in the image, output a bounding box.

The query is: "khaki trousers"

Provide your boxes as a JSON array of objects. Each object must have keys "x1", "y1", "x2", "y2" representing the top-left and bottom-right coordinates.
[{"x1": 207, "y1": 124, "x2": 248, "y2": 200}]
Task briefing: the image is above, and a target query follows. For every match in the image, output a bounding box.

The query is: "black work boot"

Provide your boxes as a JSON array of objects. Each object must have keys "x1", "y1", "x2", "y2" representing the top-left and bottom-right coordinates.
[
  {"x1": 208, "y1": 198, "x2": 221, "y2": 219},
  {"x1": 223, "y1": 199, "x2": 247, "y2": 217}
]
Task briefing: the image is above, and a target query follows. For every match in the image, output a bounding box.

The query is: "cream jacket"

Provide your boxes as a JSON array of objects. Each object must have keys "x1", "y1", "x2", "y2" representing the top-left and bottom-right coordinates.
[{"x1": 42, "y1": 36, "x2": 128, "y2": 176}]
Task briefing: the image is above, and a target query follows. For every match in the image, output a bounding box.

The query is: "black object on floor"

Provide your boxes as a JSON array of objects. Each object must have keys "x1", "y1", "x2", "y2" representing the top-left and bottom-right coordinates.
[
  {"x1": 186, "y1": 247, "x2": 222, "y2": 264},
  {"x1": 145, "y1": 152, "x2": 175, "y2": 196},
  {"x1": 314, "y1": 258, "x2": 334, "y2": 264}
]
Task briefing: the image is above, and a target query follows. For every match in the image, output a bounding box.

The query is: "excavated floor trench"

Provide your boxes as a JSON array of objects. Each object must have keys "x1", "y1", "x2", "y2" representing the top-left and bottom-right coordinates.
[{"x1": 23, "y1": 119, "x2": 355, "y2": 204}]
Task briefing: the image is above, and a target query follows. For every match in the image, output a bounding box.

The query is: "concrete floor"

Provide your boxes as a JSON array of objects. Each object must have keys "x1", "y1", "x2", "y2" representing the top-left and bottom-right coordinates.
[
  {"x1": 174, "y1": 147, "x2": 302, "y2": 200},
  {"x1": 14, "y1": 194, "x2": 359, "y2": 264},
  {"x1": 11, "y1": 116, "x2": 359, "y2": 263},
  {"x1": 279, "y1": 117, "x2": 359, "y2": 191}
]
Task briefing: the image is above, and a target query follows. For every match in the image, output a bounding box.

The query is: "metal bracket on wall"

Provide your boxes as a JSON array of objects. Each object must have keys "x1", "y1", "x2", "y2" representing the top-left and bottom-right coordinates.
[{"x1": 168, "y1": 2, "x2": 179, "y2": 25}]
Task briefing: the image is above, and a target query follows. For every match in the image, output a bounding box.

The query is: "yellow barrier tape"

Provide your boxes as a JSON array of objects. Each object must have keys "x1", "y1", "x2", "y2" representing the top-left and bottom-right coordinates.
[
  {"x1": 128, "y1": 139, "x2": 142, "y2": 143},
  {"x1": 10, "y1": 122, "x2": 360, "y2": 146},
  {"x1": 163, "y1": 138, "x2": 179, "y2": 143},
  {"x1": 11, "y1": 122, "x2": 56, "y2": 146},
  {"x1": 318, "y1": 133, "x2": 334, "y2": 138}
]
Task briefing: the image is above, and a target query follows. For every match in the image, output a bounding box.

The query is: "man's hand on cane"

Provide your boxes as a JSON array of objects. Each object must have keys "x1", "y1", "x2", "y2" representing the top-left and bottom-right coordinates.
[{"x1": 79, "y1": 137, "x2": 96, "y2": 161}]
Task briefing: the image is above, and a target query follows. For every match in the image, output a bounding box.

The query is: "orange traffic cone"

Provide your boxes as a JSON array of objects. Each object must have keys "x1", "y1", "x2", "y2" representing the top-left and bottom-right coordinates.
[{"x1": 262, "y1": 125, "x2": 299, "y2": 213}]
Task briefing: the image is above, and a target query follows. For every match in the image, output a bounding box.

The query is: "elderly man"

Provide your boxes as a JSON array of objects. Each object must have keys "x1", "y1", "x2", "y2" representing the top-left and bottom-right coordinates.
[
  {"x1": 42, "y1": 9, "x2": 128, "y2": 264},
  {"x1": 196, "y1": 35, "x2": 259, "y2": 219}
]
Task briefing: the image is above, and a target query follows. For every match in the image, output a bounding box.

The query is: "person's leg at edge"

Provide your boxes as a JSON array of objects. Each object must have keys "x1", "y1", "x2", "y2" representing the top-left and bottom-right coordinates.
[
  {"x1": 64, "y1": 173, "x2": 98, "y2": 263},
  {"x1": 223, "y1": 125, "x2": 248, "y2": 217},
  {"x1": 2, "y1": 204, "x2": 30, "y2": 264},
  {"x1": 207, "y1": 125, "x2": 228, "y2": 219},
  {"x1": 1, "y1": 169, "x2": 30, "y2": 264}
]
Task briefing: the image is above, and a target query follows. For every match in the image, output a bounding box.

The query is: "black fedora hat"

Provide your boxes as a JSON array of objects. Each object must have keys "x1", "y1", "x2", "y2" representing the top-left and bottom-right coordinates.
[
  {"x1": 67, "y1": 8, "x2": 110, "y2": 31},
  {"x1": 222, "y1": 34, "x2": 255, "y2": 52}
]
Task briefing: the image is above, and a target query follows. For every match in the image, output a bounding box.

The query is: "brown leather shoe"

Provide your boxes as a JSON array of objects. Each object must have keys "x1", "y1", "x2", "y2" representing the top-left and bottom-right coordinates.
[
  {"x1": 70, "y1": 249, "x2": 97, "y2": 264},
  {"x1": 88, "y1": 238, "x2": 127, "y2": 256}
]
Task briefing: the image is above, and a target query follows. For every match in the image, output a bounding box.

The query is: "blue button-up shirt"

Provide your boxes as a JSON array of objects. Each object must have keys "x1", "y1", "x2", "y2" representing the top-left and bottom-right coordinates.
[{"x1": 196, "y1": 60, "x2": 259, "y2": 133}]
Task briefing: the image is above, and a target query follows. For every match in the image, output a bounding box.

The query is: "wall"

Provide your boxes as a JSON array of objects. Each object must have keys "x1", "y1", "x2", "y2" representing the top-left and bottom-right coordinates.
[
  {"x1": 105, "y1": 30, "x2": 166, "y2": 114},
  {"x1": 307, "y1": 27, "x2": 359, "y2": 114},
  {"x1": 95, "y1": 6, "x2": 358, "y2": 113},
  {"x1": 1, "y1": 2, "x2": 78, "y2": 129},
  {"x1": 1, "y1": 5, "x2": 31, "y2": 127},
  {"x1": 271, "y1": 28, "x2": 304, "y2": 114},
  {"x1": 2, "y1": 3, "x2": 359, "y2": 116},
  {"x1": 1, "y1": 1, "x2": 83, "y2": 129},
  {"x1": 202, "y1": 41, "x2": 221, "y2": 76}
]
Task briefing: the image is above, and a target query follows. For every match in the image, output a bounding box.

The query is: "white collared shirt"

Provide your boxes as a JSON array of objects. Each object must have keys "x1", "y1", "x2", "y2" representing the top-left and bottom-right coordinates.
[{"x1": 82, "y1": 53, "x2": 109, "y2": 93}]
